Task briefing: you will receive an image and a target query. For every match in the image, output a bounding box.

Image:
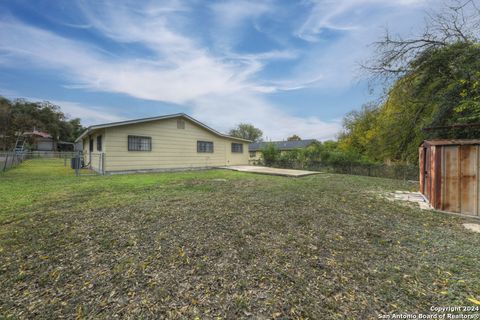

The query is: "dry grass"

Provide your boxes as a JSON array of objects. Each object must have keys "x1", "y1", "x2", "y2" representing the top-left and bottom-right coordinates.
[{"x1": 1, "y1": 159, "x2": 479, "y2": 319}]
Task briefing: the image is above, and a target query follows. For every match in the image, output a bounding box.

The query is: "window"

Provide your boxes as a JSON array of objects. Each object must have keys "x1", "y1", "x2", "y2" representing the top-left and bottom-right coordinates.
[
  {"x1": 89, "y1": 138, "x2": 94, "y2": 152},
  {"x1": 231, "y1": 143, "x2": 243, "y2": 153},
  {"x1": 197, "y1": 141, "x2": 213, "y2": 153},
  {"x1": 177, "y1": 119, "x2": 185, "y2": 129},
  {"x1": 128, "y1": 135, "x2": 152, "y2": 151},
  {"x1": 97, "y1": 135, "x2": 102, "y2": 151}
]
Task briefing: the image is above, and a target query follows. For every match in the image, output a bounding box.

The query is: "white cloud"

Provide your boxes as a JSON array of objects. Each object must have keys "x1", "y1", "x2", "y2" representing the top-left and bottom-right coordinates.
[
  {"x1": 192, "y1": 93, "x2": 341, "y2": 141},
  {"x1": 50, "y1": 100, "x2": 126, "y2": 126},
  {"x1": 0, "y1": 3, "x2": 342, "y2": 140},
  {"x1": 297, "y1": 0, "x2": 429, "y2": 42},
  {"x1": 0, "y1": 18, "x2": 247, "y2": 104},
  {"x1": 283, "y1": 0, "x2": 435, "y2": 91},
  {"x1": 210, "y1": 0, "x2": 274, "y2": 30},
  {"x1": 0, "y1": 0, "x2": 438, "y2": 141}
]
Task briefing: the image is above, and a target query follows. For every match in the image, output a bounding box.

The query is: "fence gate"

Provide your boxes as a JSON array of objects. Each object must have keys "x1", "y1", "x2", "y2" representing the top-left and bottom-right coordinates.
[{"x1": 73, "y1": 152, "x2": 105, "y2": 176}]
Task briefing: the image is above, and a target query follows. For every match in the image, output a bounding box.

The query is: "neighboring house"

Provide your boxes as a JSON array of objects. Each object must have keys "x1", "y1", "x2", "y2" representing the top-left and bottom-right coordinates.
[
  {"x1": 21, "y1": 130, "x2": 75, "y2": 152},
  {"x1": 0, "y1": 130, "x2": 74, "y2": 152},
  {"x1": 74, "y1": 113, "x2": 250, "y2": 174},
  {"x1": 23, "y1": 130, "x2": 54, "y2": 151},
  {"x1": 249, "y1": 139, "x2": 319, "y2": 163}
]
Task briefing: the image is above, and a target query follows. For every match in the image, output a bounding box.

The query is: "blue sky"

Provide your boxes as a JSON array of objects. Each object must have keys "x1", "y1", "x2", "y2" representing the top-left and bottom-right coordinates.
[{"x1": 0, "y1": 0, "x2": 435, "y2": 140}]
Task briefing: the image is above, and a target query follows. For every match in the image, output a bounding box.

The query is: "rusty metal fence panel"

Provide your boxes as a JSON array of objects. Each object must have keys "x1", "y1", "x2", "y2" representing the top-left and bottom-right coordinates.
[
  {"x1": 460, "y1": 145, "x2": 478, "y2": 215},
  {"x1": 441, "y1": 145, "x2": 480, "y2": 216}
]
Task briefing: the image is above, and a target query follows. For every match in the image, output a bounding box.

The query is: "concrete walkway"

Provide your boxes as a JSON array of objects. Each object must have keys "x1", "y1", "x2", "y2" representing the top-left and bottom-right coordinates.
[
  {"x1": 222, "y1": 165, "x2": 319, "y2": 177},
  {"x1": 463, "y1": 223, "x2": 480, "y2": 233},
  {"x1": 388, "y1": 191, "x2": 433, "y2": 210}
]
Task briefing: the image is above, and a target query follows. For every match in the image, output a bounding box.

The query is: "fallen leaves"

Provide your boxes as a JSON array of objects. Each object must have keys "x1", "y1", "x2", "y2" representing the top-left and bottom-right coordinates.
[{"x1": 1, "y1": 165, "x2": 480, "y2": 318}]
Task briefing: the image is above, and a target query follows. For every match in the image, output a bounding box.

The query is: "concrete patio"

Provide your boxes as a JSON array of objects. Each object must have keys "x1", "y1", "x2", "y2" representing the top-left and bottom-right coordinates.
[{"x1": 222, "y1": 165, "x2": 320, "y2": 177}]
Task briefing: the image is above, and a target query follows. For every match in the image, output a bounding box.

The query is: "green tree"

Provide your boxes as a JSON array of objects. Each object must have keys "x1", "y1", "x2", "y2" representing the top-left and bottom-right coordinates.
[
  {"x1": 341, "y1": 42, "x2": 480, "y2": 163},
  {"x1": 229, "y1": 123, "x2": 263, "y2": 142},
  {"x1": 339, "y1": 103, "x2": 382, "y2": 161},
  {"x1": 287, "y1": 134, "x2": 301, "y2": 141},
  {"x1": 340, "y1": 1, "x2": 480, "y2": 163},
  {"x1": 0, "y1": 97, "x2": 11, "y2": 150},
  {"x1": 0, "y1": 97, "x2": 85, "y2": 150},
  {"x1": 261, "y1": 142, "x2": 280, "y2": 166}
]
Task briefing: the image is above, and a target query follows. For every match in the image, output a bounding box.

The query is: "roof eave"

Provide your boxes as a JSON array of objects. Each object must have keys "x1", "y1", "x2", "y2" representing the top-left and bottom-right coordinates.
[{"x1": 74, "y1": 113, "x2": 252, "y2": 143}]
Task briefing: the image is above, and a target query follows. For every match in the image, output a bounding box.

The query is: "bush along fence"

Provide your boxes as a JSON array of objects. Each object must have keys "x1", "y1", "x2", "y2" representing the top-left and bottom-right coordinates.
[
  {"x1": 259, "y1": 144, "x2": 419, "y2": 181},
  {"x1": 271, "y1": 160, "x2": 418, "y2": 181}
]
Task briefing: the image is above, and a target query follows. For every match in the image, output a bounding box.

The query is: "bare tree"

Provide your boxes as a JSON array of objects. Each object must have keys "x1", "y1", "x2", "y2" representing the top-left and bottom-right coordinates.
[{"x1": 362, "y1": 0, "x2": 480, "y2": 82}]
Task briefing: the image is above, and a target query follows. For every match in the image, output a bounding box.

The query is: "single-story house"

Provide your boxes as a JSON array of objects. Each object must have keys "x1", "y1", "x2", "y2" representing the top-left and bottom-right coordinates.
[
  {"x1": 1, "y1": 130, "x2": 74, "y2": 152},
  {"x1": 74, "y1": 113, "x2": 250, "y2": 174},
  {"x1": 22, "y1": 131, "x2": 75, "y2": 152},
  {"x1": 23, "y1": 130, "x2": 54, "y2": 151},
  {"x1": 248, "y1": 139, "x2": 319, "y2": 163}
]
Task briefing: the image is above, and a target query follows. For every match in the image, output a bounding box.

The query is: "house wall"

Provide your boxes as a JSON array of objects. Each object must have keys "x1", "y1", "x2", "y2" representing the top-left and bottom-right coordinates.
[
  {"x1": 248, "y1": 149, "x2": 301, "y2": 164},
  {"x1": 249, "y1": 151, "x2": 262, "y2": 164},
  {"x1": 101, "y1": 117, "x2": 248, "y2": 172},
  {"x1": 82, "y1": 129, "x2": 105, "y2": 173},
  {"x1": 35, "y1": 138, "x2": 54, "y2": 151},
  {"x1": 225, "y1": 140, "x2": 249, "y2": 166}
]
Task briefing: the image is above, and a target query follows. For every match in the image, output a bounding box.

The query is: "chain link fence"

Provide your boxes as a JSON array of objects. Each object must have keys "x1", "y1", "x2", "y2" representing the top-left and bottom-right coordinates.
[
  {"x1": 265, "y1": 160, "x2": 419, "y2": 181},
  {"x1": 1, "y1": 151, "x2": 418, "y2": 181},
  {"x1": 77, "y1": 152, "x2": 105, "y2": 176},
  {"x1": 0, "y1": 151, "x2": 104, "y2": 176}
]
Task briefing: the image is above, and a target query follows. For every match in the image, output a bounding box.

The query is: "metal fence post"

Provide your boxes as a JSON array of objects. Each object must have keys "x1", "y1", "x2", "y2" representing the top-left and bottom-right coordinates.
[
  {"x1": 101, "y1": 153, "x2": 105, "y2": 175},
  {"x1": 2, "y1": 152, "x2": 9, "y2": 172},
  {"x1": 75, "y1": 151, "x2": 80, "y2": 176}
]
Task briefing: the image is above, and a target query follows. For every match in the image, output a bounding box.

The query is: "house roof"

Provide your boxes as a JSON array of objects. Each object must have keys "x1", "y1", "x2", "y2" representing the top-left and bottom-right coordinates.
[
  {"x1": 75, "y1": 113, "x2": 251, "y2": 143},
  {"x1": 58, "y1": 141, "x2": 74, "y2": 145},
  {"x1": 249, "y1": 139, "x2": 319, "y2": 151},
  {"x1": 423, "y1": 139, "x2": 480, "y2": 146},
  {"x1": 23, "y1": 130, "x2": 52, "y2": 138}
]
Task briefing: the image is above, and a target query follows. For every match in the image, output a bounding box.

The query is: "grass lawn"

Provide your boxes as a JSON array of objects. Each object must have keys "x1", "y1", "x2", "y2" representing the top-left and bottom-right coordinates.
[{"x1": 1, "y1": 159, "x2": 479, "y2": 319}]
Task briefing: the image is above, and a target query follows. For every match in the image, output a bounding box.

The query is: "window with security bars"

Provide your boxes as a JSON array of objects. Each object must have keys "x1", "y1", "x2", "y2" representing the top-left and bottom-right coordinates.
[
  {"x1": 231, "y1": 143, "x2": 243, "y2": 153},
  {"x1": 128, "y1": 135, "x2": 152, "y2": 151},
  {"x1": 89, "y1": 139, "x2": 94, "y2": 152},
  {"x1": 197, "y1": 141, "x2": 214, "y2": 153}
]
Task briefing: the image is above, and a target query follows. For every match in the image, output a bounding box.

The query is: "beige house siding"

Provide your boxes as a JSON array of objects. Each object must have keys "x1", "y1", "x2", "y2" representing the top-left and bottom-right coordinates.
[
  {"x1": 225, "y1": 140, "x2": 249, "y2": 165},
  {"x1": 82, "y1": 129, "x2": 105, "y2": 173},
  {"x1": 249, "y1": 150, "x2": 262, "y2": 164},
  {"x1": 82, "y1": 117, "x2": 248, "y2": 173}
]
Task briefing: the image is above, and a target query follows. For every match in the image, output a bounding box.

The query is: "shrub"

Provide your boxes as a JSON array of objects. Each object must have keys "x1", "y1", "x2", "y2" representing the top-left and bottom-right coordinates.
[{"x1": 261, "y1": 143, "x2": 280, "y2": 166}]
